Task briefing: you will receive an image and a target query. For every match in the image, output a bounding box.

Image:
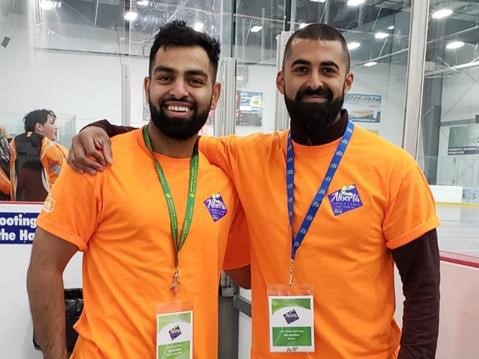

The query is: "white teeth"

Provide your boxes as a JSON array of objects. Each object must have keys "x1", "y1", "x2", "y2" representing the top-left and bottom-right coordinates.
[{"x1": 167, "y1": 105, "x2": 189, "y2": 112}]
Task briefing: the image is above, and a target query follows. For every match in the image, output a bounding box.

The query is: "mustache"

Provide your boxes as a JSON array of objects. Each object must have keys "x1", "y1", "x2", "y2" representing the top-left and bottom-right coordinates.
[{"x1": 296, "y1": 87, "x2": 333, "y2": 101}]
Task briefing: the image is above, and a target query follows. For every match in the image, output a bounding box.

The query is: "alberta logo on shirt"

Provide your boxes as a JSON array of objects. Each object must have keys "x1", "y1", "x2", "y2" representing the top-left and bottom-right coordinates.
[
  {"x1": 204, "y1": 193, "x2": 228, "y2": 222},
  {"x1": 328, "y1": 184, "x2": 363, "y2": 216}
]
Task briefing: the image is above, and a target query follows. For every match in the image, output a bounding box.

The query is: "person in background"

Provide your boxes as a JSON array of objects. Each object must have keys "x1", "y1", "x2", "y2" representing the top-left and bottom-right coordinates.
[
  {"x1": 27, "y1": 20, "x2": 248, "y2": 359},
  {"x1": 0, "y1": 127, "x2": 10, "y2": 200},
  {"x1": 68, "y1": 23, "x2": 440, "y2": 359},
  {"x1": 9, "y1": 109, "x2": 67, "y2": 201}
]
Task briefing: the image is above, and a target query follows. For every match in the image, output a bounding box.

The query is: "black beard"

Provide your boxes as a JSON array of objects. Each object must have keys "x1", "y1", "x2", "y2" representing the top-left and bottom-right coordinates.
[
  {"x1": 285, "y1": 86, "x2": 344, "y2": 135},
  {"x1": 149, "y1": 99, "x2": 210, "y2": 141}
]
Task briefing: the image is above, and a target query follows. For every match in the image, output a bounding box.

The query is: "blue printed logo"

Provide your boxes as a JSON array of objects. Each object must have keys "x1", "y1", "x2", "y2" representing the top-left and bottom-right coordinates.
[
  {"x1": 328, "y1": 184, "x2": 363, "y2": 216},
  {"x1": 168, "y1": 325, "x2": 182, "y2": 341},
  {"x1": 204, "y1": 193, "x2": 228, "y2": 222},
  {"x1": 283, "y1": 309, "x2": 299, "y2": 324}
]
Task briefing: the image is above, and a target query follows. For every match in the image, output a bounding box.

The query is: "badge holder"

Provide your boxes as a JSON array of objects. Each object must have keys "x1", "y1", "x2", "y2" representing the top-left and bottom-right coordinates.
[
  {"x1": 156, "y1": 300, "x2": 194, "y2": 359},
  {"x1": 268, "y1": 284, "x2": 315, "y2": 353}
]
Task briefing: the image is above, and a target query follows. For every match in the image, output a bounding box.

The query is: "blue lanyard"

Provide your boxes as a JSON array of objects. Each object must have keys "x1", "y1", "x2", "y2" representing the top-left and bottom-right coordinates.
[{"x1": 286, "y1": 121, "x2": 354, "y2": 284}]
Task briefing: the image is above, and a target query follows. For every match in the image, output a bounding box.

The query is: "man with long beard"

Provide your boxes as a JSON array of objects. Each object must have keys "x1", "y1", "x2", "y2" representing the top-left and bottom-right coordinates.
[
  {"x1": 68, "y1": 24, "x2": 440, "y2": 359},
  {"x1": 26, "y1": 20, "x2": 248, "y2": 359}
]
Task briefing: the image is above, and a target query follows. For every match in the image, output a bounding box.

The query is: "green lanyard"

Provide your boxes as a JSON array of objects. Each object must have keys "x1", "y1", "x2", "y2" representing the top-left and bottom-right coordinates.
[{"x1": 142, "y1": 126, "x2": 199, "y2": 293}]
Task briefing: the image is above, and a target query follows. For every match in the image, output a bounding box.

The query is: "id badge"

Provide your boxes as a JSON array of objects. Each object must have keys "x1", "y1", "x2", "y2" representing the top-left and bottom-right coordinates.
[
  {"x1": 156, "y1": 301, "x2": 193, "y2": 359},
  {"x1": 268, "y1": 284, "x2": 314, "y2": 353}
]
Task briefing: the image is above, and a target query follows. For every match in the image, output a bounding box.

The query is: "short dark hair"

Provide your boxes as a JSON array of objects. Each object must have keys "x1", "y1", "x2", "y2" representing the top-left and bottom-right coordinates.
[
  {"x1": 23, "y1": 109, "x2": 56, "y2": 132},
  {"x1": 149, "y1": 20, "x2": 221, "y2": 81},
  {"x1": 284, "y1": 23, "x2": 350, "y2": 72}
]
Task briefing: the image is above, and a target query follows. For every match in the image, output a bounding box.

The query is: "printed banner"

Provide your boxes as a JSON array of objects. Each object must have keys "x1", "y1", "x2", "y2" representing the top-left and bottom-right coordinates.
[
  {"x1": 448, "y1": 125, "x2": 479, "y2": 155},
  {"x1": 345, "y1": 93, "x2": 381, "y2": 123},
  {"x1": 236, "y1": 90, "x2": 263, "y2": 126},
  {"x1": 0, "y1": 203, "x2": 42, "y2": 245}
]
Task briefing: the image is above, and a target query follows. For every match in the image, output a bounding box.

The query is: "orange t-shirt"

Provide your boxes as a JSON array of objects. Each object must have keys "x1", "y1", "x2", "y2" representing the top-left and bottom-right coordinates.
[
  {"x1": 201, "y1": 125, "x2": 439, "y2": 359},
  {"x1": 36, "y1": 129, "x2": 248, "y2": 359}
]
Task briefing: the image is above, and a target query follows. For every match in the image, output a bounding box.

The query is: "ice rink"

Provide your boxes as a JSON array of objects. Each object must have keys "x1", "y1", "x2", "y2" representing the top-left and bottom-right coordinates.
[{"x1": 437, "y1": 205, "x2": 479, "y2": 258}]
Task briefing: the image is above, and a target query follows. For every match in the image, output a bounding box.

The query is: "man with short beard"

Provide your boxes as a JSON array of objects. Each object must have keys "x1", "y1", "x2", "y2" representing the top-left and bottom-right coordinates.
[
  {"x1": 26, "y1": 21, "x2": 248, "y2": 359},
  {"x1": 69, "y1": 24, "x2": 440, "y2": 359}
]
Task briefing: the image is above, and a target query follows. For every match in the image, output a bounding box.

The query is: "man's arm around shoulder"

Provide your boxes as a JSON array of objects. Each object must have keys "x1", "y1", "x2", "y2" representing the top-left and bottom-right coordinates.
[
  {"x1": 27, "y1": 227, "x2": 78, "y2": 359},
  {"x1": 68, "y1": 120, "x2": 135, "y2": 174}
]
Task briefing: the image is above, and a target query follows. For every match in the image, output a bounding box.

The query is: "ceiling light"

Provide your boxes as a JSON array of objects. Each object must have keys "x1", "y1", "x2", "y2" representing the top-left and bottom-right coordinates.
[
  {"x1": 387, "y1": 25, "x2": 394, "y2": 30},
  {"x1": 310, "y1": 0, "x2": 326, "y2": 2},
  {"x1": 40, "y1": 1, "x2": 62, "y2": 10},
  {"x1": 374, "y1": 32, "x2": 389, "y2": 40},
  {"x1": 193, "y1": 22, "x2": 204, "y2": 31},
  {"x1": 299, "y1": 23, "x2": 309, "y2": 29},
  {"x1": 347, "y1": 41, "x2": 361, "y2": 50},
  {"x1": 137, "y1": 0, "x2": 149, "y2": 6},
  {"x1": 124, "y1": 11, "x2": 138, "y2": 21},
  {"x1": 251, "y1": 25, "x2": 263, "y2": 33},
  {"x1": 432, "y1": 8, "x2": 453, "y2": 19},
  {"x1": 347, "y1": 0, "x2": 366, "y2": 6},
  {"x1": 364, "y1": 61, "x2": 378, "y2": 67},
  {"x1": 446, "y1": 41, "x2": 464, "y2": 50}
]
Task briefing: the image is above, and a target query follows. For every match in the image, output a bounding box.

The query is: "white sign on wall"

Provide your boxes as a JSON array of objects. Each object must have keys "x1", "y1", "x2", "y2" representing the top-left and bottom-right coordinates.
[
  {"x1": 345, "y1": 93, "x2": 382, "y2": 123},
  {"x1": 0, "y1": 202, "x2": 42, "y2": 244}
]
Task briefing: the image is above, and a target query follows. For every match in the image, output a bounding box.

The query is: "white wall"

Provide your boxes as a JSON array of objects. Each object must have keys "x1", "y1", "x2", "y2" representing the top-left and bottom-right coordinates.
[
  {"x1": 435, "y1": 262, "x2": 479, "y2": 359},
  {"x1": 129, "y1": 57, "x2": 150, "y2": 127},
  {"x1": 352, "y1": 63, "x2": 407, "y2": 146},
  {"x1": 0, "y1": 246, "x2": 82, "y2": 358},
  {"x1": 396, "y1": 262, "x2": 479, "y2": 359},
  {"x1": 0, "y1": 14, "x2": 37, "y2": 134},
  {"x1": 0, "y1": 13, "x2": 128, "y2": 135}
]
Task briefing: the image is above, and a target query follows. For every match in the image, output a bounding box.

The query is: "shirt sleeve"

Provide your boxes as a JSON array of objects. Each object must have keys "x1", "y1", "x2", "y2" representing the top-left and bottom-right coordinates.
[
  {"x1": 222, "y1": 198, "x2": 250, "y2": 270},
  {"x1": 383, "y1": 159, "x2": 440, "y2": 249},
  {"x1": 199, "y1": 136, "x2": 239, "y2": 180},
  {"x1": 200, "y1": 137, "x2": 250, "y2": 269},
  {"x1": 36, "y1": 164, "x2": 103, "y2": 251}
]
